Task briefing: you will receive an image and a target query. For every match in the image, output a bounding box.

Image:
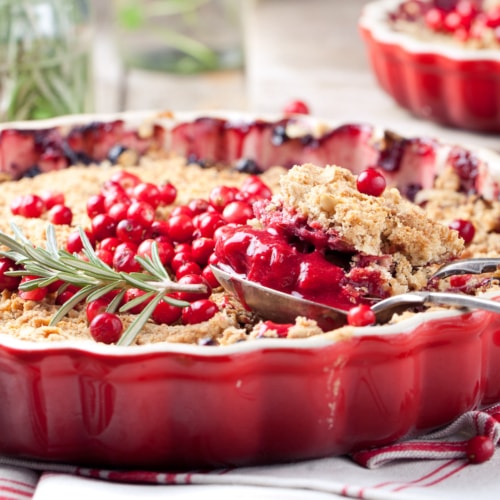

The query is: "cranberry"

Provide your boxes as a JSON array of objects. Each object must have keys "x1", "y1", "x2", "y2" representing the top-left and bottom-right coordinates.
[
  {"x1": 176, "y1": 261, "x2": 202, "y2": 279},
  {"x1": 123, "y1": 288, "x2": 151, "y2": 314},
  {"x1": 150, "y1": 220, "x2": 171, "y2": 239},
  {"x1": 166, "y1": 214, "x2": 195, "y2": 242},
  {"x1": 443, "y1": 11, "x2": 464, "y2": 31},
  {"x1": 127, "y1": 201, "x2": 155, "y2": 228},
  {"x1": 107, "y1": 201, "x2": 130, "y2": 221},
  {"x1": 99, "y1": 237, "x2": 120, "y2": 253},
  {"x1": 176, "y1": 274, "x2": 211, "y2": 302},
  {"x1": 222, "y1": 200, "x2": 254, "y2": 224},
  {"x1": 66, "y1": 229, "x2": 94, "y2": 253},
  {"x1": 17, "y1": 194, "x2": 45, "y2": 218},
  {"x1": 449, "y1": 219, "x2": 475, "y2": 244},
  {"x1": 465, "y1": 435, "x2": 495, "y2": 464},
  {"x1": 209, "y1": 185, "x2": 238, "y2": 211},
  {"x1": 85, "y1": 298, "x2": 110, "y2": 323},
  {"x1": 170, "y1": 251, "x2": 194, "y2": 274},
  {"x1": 256, "y1": 320, "x2": 292, "y2": 338},
  {"x1": 95, "y1": 248, "x2": 114, "y2": 267},
  {"x1": 137, "y1": 239, "x2": 174, "y2": 265},
  {"x1": 188, "y1": 198, "x2": 209, "y2": 215},
  {"x1": 347, "y1": 304, "x2": 376, "y2": 327},
  {"x1": 116, "y1": 219, "x2": 147, "y2": 244},
  {"x1": 170, "y1": 205, "x2": 194, "y2": 218},
  {"x1": 109, "y1": 170, "x2": 141, "y2": 189},
  {"x1": 89, "y1": 312, "x2": 123, "y2": 344},
  {"x1": 181, "y1": 299, "x2": 219, "y2": 324},
  {"x1": 18, "y1": 276, "x2": 47, "y2": 301},
  {"x1": 158, "y1": 182, "x2": 177, "y2": 206},
  {"x1": 152, "y1": 299, "x2": 182, "y2": 325},
  {"x1": 86, "y1": 194, "x2": 106, "y2": 218},
  {"x1": 194, "y1": 212, "x2": 225, "y2": 238},
  {"x1": 91, "y1": 214, "x2": 117, "y2": 241},
  {"x1": 240, "y1": 176, "x2": 272, "y2": 200},
  {"x1": 202, "y1": 265, "x2": 220, "y2": 288},
  {"x1": 48, "y1": 204, "x2": 73, "y2": 225},
  {"x1": 133, "y1": 182, "x2": 161, "y2": 208},
  {"x1": 40, "y1": 190, "x2": 65, "y2": 209},
  {"x1": 283, "y1": 99, "x2": 310, "y2": 115},
  {"x1": 425, "y1": 7, "x2": 445, "y2": 30},
  {"x1": 191, "y1": 237, "x2": 215, "y2": 266},
  {"x1": 356, "y1": 168, "x2": 386, "y2": 196},
  {"x1": 113, "y1": 242, "x2": 141, "y2": 273},
  {"x1": 0, "y1": 257, "x2": 21, "y2": 291}
]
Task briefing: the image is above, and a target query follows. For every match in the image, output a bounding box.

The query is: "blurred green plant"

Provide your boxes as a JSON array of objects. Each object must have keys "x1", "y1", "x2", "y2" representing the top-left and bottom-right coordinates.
[
  {"x1": 0, "y1": 0, "x2": 92, "y2": 122},
  {"x1": 115, "y1": 0, "x2": 242, "y2": 74}
]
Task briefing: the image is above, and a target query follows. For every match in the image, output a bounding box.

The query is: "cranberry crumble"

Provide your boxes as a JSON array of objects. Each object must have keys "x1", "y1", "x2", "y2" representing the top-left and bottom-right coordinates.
[
  {"x1": 215, "y1": 163, "x2": 463, "y2": 310},
  {"x1": 389, "y1": 0, "x2": 500, "y2": 48},
  {"x1": 0, "y1": 113, "x2": 500, "y2": 344}
]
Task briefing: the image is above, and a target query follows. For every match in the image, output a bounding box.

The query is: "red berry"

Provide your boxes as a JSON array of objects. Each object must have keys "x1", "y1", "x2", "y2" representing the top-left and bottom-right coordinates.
[
  {"x1": 167, "y1": 214, "x2": 195, "y2": 242},
  {"x1": 66, "y1": 229, "x2": 94, "y2": 253},
  {"x1": 191, "y1": 237, "x2": 215, "y2": 266},
  {"x1": 137, "y1": 239, "x2": 174, "y2": 265},
  {"x1": 18, "y1": 276, "x2": 47, "y2": 301},
  {"x1": 107, "y1": 201, "x2": 130, "y2": 221},
  {"x1": 152, "y1": 299, "x2": 182, "y2": 325},
  {"x1": 347, "y1": 304, "x2": 376, "y2": 327},
  {"x1": 116, "y1": 218, "x2": 147, "y2": 244},
  {"x1": 181, "y1": 299, "x2": 219, "y2": 325},
  {"x1": 91, "y1": 214, "x2": 117, "y2": 241},
  {"x1": 133, "y1": 182, "x2": 161, "y2": 208},
  {"x1": 283, "y1": 99, "x2": 310, "y2": 115},
  {"x1": 113, "y1": 242, "x2": 141, "y2": 273},
  {"x1": 109, "y1": 170, "x2": 141, "y2": 189},
  {"x1": 86, "y1": 298, "x2": 110, "y2": 323},
  {"x1": 95, "y1": 248, "x2": 114, "y2": 267},
  {"x1": 176, "y1": 261, "x2": 202, "y2": 279},
  {"x1": 99, "y1": 237, "x2": 120, "y2": 253},
  {"x1": 0, "y1": 257, "x2": 21, "y2": 291},
  {"x1": 240, "y1": 176, "x2": 272, "y2": 200},
  {"x1": 209, "y1": 185, "x2": 238, "y2": 211},
  {"x1": 48, "y1": 204, "x2": 73, "y2": 225},
  {"x1": 222, "y1": 200, "x2": 254, "y2": 224},
  {"x1": 176, "y1": 274, "x2": 211, "y2": 302},
  {"x1": 123, "y1": 288, "x2": 150, "y2": 314},
  {"x1": 158, "y1": 182, "x2": 177, "y2": 206},
  {"x1": 17, "y1": 194, "x2": 45, "y2": 218},
  {"x1": 170, "y1": 251, "x2": 194, "y2": 274},
  {"x1": 466, "y1": 435, "x2": 495, "y2": 464},
  {"x1": 40, "y1": 190, "x2": 65, "y2": 209},
  {"x1": 449, "y1": 219, "x2": 475, "y2": 244},
  {"x1": 127, "y1": 201, "x2": 155, "y2": 227},
  {"x1": 202, "y1": 265, "x2": 220, "y2": 288},
  {"x1": 356, "y1": 168, "x2": 386, "y2": 196},
  {"x1": 425, "y1": 7, "x2": 445, "y2": 30},
  {"x1": 89, "y1": 312, "x2": 123, "y2": 344},
  {"x1": 194, "y1": 212, "x2": 225, "y2": 238},
  {"x1": 188, "y1": 198, "x2": 209, "y2": 215},
  {"x1": 86, "y1": 194, "x2": 106, "y2": 218}
]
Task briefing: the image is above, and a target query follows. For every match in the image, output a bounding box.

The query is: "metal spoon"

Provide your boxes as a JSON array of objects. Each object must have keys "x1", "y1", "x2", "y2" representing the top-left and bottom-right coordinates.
[{"x1": 211, "y1": 261, "x2": 500, "y2": 329}]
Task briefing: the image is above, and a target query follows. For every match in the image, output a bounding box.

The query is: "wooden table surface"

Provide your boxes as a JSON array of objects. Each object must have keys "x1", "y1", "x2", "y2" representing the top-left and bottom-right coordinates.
[{"x1": 92, "y1": 0, "x2": 499, "y2": 152}]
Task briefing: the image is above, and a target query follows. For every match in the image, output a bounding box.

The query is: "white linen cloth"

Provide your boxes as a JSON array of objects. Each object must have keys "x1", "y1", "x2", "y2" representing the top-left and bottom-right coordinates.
[{"x1": 1, "y1": 404, "x2": 500, "y2": 500}]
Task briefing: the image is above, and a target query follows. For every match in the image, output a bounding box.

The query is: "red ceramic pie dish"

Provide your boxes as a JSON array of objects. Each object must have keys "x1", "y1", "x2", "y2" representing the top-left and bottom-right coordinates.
[
  {"x1": 0, "y1": 111, "x2": 500, "y2": 470},
  {"x1": 359, "y1": 0, "x2": 500, "y2": 133}
]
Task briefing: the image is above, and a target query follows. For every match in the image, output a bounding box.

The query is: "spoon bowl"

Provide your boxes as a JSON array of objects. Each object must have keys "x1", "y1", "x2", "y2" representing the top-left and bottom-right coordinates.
[{"x1": 211, "y1": 262, "x2": 500, "y2": 329}]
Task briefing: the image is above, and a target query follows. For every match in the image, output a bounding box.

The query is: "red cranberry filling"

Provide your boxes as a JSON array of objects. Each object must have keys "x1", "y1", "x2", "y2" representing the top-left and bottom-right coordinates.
[{"x1": 215, "y1": 224, "x2": 389, "y2": 311}]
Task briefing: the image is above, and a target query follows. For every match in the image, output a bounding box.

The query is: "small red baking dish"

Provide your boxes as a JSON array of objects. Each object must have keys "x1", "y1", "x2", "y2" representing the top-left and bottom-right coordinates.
[
  {"x1": 0, "y1": 111, "x2": 500, "y2": 470},
  {"x1": 359, "y1": 0, "x2": 500, "y2": 133}
]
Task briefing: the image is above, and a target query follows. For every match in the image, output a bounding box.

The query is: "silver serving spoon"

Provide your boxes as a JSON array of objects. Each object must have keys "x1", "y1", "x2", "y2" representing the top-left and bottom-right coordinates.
[{"x1": 211, "y1": 259, "x2": 500, "y2": 329}]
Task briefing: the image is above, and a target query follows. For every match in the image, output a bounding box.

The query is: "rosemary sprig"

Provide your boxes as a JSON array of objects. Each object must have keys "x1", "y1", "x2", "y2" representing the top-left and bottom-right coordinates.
[{"x1": 0, "y1": 224, "x2": 208, "y2": 346}]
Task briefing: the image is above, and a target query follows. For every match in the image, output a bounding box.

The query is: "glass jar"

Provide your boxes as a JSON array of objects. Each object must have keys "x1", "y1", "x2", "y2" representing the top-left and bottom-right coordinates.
[
  {"x1": 0, "y1": 0, "x2": 93, "y2": 122},
  {"x1": 113, "y1": 0, "x2": 244, "y2": 74}
]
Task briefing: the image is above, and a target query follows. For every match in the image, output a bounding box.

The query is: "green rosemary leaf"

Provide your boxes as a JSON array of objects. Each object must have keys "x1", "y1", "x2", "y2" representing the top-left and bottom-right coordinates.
[
  {"x1": 107, "y1": 289, "x2": 127, "y2": 313},
  {"x1": 119, "y1": 290, "x2": 156, "y2": 313},
  {"x1": 50, "y1": 285, "x2": 95, "y2": 326},
  {"x1": 86, "y1": 282, "x2": 123, "y2": 303},
  {"x1": 117, "y1": 293, "x2": 167, "y2": 346},
  {"x1": 45, "y1": 225, "x2": 60, "y2": 258}
]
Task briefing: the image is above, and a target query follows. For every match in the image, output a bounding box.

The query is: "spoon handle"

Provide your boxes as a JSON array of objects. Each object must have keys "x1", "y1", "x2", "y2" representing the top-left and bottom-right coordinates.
[
  {"x1": 371, "y1": 291, "x2": 500, "y2": 324},
  {"x1": 431, "y1": 258, "x2": 500, "y2": 280}
]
